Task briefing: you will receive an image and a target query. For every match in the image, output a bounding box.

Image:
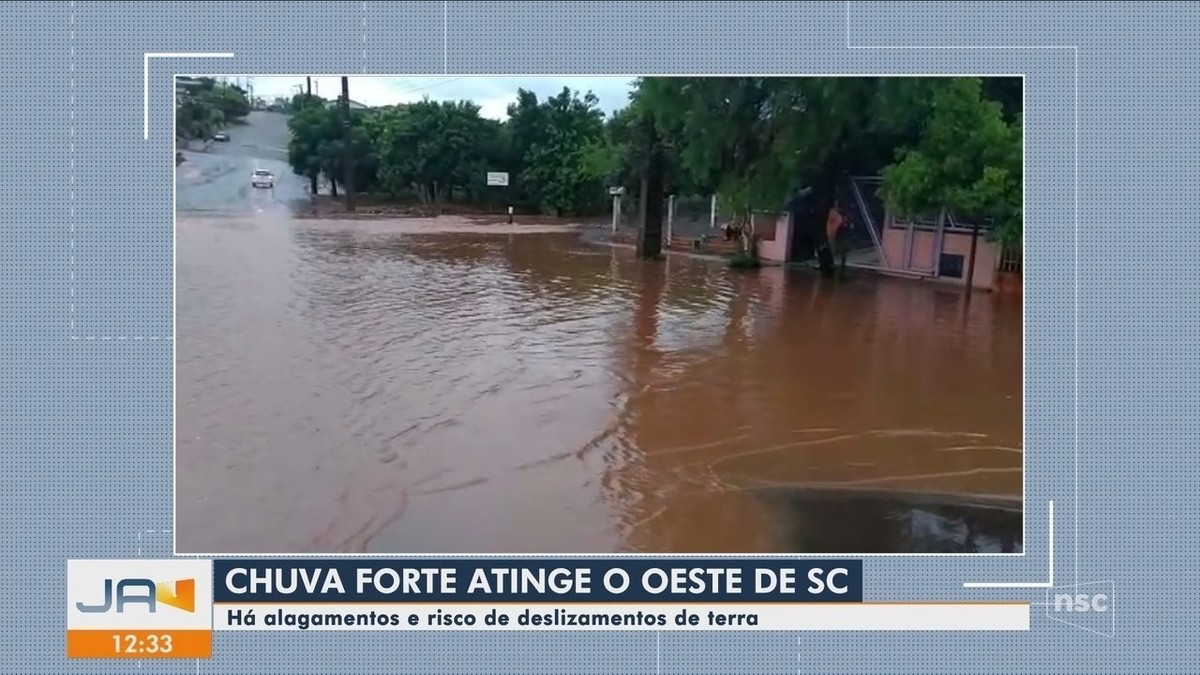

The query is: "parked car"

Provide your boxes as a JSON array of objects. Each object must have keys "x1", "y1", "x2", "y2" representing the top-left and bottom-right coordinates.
[
  {"x1": 250, "y1": 169, "x2": 275, "y2": 189},
  {"x1": 213, "y1": 132, "x2": 230, "y2": 142}
]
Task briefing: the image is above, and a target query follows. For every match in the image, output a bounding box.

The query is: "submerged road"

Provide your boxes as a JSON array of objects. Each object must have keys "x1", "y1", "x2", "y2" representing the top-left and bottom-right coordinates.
[{"x1": 175, "y1": 111, "x2": 1025, "y2": 555}]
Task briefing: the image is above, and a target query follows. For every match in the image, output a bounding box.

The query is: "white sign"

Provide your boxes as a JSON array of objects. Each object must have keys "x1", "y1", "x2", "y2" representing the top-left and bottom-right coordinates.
[
  {"x1": 608, "y1": 186, "x2": 625, "y2": 196},
  {"x1": 487, "y1": 172, "x2": 509, "y2": 187}
]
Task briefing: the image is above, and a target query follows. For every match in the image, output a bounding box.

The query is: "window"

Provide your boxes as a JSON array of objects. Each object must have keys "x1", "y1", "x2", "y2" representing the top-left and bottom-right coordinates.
[{"x1": 939, "y1": 253, "x2": 965, "y2": 279}]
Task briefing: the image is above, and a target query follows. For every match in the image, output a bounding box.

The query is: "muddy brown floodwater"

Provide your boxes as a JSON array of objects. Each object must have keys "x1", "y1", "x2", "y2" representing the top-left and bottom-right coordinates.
[{"x1": 176, "y1": 213, "x2": 1023, "y2": 555}]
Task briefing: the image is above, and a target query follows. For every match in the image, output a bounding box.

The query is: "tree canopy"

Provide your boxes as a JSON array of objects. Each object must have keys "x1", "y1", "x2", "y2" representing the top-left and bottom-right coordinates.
[
  {"x1": 175, "y1": 78, "x2": 251, "y2": 140},
  {"x1": 626, "y1": 77, "x2": 1022, "y2": 247},
  {"x1": 280, "y1": 77, "x2": 1022, "y2": 246},
  {"x1": 286, "y1": 87, "x2": 609, "y2": 216}
]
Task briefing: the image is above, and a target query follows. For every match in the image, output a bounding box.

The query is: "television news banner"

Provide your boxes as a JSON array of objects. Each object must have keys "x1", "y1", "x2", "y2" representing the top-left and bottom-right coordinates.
[{"x1": 63, "y1": 556, "x2": 1027, "y2": 659}]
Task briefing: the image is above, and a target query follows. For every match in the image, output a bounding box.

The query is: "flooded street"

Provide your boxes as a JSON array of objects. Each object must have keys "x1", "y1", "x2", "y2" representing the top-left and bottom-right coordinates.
[
  {"x1": 176, "y1": 113, "x2": 1022, "y2": 555},
  {"x1": 177, "y1": 217, "x2": 1023, "y2": 555}
]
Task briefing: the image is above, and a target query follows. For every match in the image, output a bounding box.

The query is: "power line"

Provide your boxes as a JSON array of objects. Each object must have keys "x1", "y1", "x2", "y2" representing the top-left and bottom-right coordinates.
[{"x1": 391, "y1": 76, "x2": 465, "y2": 97}]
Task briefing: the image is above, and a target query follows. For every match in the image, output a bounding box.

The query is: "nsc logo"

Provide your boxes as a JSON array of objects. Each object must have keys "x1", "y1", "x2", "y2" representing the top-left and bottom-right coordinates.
[
  {"x1": 1045, "y1": 580, "x2": 1115, "y2": 637},
  {"x1": 66, "y1": 559, "x2": 213, "y2": 658}
]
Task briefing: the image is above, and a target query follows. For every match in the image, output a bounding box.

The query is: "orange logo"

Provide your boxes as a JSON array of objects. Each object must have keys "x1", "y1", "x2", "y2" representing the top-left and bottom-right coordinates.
[{"x1": 157, "y1": 578, "x2": 196, "y2": 613}]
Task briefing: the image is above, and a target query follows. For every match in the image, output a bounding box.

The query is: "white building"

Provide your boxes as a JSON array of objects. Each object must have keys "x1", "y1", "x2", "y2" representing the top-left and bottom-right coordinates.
[{"x1": 175, "y1": 77, "x2": 206, "y2": 107}]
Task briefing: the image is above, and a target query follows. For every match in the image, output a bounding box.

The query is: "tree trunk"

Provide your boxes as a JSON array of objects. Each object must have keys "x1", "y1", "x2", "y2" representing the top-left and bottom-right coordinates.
[
  {"x1": 309, "y1": 173, "x2": 319, "y2": 195},
  {"x1": 637, "y1": 136, "x2": 665, "y2": 260},
  {"x1": 330, "y1": 178, "x2": 338, "y2": 198}
]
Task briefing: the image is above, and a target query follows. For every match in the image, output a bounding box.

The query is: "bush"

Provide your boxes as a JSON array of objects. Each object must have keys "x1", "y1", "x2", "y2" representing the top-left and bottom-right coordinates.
[
  {"x1": 729, "y1": 250, "x2": 761, "y2": 269},
  {"x1": 728, "y1": 233, "x2": 762, "y2": 269}
]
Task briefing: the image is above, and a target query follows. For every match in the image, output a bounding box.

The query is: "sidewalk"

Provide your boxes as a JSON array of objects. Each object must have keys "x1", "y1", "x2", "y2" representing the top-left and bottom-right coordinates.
[{"x1": 580, "y1": 226, "x2": 757, "y2": 265}]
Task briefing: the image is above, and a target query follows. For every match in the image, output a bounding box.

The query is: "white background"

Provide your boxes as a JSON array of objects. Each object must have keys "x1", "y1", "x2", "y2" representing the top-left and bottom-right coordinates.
[
  {"x1": 212, "y1": 603, "x2": 1030, "y2": 631},
  {"x1": 66, "y1": 559, "x2": 213, "y2": 630}
]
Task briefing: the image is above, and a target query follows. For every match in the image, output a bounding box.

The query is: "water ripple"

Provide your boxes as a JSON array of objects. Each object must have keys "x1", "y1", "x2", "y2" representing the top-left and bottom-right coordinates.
[{"x1": 177, "y1": 217, "x2": 1023, "y2": 554}]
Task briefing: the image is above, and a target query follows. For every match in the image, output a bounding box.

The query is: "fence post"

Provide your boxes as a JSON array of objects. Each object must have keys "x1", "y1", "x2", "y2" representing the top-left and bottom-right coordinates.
[{"x1": 666, "y1": 195, "x2": 675, "y2": 246}]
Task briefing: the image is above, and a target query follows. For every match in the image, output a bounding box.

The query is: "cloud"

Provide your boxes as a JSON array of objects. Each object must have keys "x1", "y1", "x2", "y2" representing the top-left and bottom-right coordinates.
[{"x1": 243, "y1": 75, "x2": 635, "y2": 120}]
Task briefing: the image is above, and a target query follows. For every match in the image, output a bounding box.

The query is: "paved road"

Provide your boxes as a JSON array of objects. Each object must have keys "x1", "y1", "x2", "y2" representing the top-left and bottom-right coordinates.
[{"x1": 176, "y1": 111, "x2": 306, "y2": 214}]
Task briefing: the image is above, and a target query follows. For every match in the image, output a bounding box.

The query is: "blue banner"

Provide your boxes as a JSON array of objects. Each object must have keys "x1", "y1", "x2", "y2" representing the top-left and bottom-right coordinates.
[{"x1": 212, "y1": 558, "x2": 863, "y2": 603}]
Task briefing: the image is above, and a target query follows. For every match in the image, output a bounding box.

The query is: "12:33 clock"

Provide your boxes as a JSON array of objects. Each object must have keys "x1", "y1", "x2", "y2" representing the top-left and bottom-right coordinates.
[{"x1": 112, "y1": 632, "x2": 173, "y2": 655}]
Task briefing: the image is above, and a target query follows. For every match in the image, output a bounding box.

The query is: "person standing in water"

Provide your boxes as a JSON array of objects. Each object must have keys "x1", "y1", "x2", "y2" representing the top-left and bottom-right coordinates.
[{"x1": 826, "y1": 200, "x2": 846, "y2": 243}]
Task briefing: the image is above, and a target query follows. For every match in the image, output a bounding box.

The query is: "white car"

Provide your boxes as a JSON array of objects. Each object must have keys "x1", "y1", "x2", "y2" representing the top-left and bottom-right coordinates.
[{"x1": 251, "y1": 169, "x2": 275, "y2": 188}]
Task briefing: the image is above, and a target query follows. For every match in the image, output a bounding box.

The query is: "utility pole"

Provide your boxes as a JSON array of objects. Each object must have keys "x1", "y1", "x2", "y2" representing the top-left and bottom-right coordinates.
[
  {"x1": 305, "y1": 77, "x2": 318, "y2": 195},
  {"x1": 341, "y1": 76, "x2": 355, "y2": 212},
  {"x1": 636, "y1": 115, "x2": 664, "y2": 260}
]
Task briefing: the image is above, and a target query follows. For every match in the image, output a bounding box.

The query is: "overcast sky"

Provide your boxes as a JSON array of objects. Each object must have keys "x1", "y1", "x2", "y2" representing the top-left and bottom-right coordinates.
[{"x1": 239, "y1": 76, "x2": 636, "y2": 120}]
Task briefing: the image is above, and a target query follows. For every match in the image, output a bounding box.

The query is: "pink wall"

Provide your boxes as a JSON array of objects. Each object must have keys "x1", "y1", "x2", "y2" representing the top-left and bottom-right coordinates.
[
  {"x1": 751, "y1": 211, "x2": 1001, "y2": 291},
  {"x1": 757, "y1": 214, "x2": 791, "y2": 264},
  {"x1": 881, "y1": 227, "x2": 999, "y2": 290}
]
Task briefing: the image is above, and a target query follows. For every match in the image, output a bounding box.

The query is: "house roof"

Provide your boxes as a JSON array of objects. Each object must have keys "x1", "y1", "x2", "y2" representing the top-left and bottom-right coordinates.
[{"x1": 320, "y1": 98, "x2": 369, "y2": 109}]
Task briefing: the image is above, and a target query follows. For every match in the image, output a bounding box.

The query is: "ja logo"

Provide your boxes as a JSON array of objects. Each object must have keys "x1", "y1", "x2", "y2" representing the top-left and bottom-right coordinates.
[{"x1": 76, "y1": 578, "x2": 196, "y2": 614}]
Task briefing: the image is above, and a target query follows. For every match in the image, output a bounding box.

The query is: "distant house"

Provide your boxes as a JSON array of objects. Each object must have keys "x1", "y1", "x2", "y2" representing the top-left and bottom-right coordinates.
[
  {"x1": 330, "y1": 98, "x2": 369, "y2": 110},
  {"x1": 175, "y1": 77, "x2": 207, "y2": 108},
  {"x1": 317, "y1": 97, "x2": 370, "y2": 111},
  {"x1": 754, "y1": 177, "x2": 1018, "y2": 292}
]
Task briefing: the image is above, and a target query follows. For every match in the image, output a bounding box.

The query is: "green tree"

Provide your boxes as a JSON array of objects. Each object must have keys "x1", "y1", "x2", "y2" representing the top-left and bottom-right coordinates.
[
  {"x1": 291, "y1": 92, "x2": 322, "y2": 112},
  {"x1": 176, "y1": 96, "x2": 224, "y2": 140},
  {"x1": 507, "y1": 87, "x2": 608, "y2": 216},
  {"x1": 312, "y1": 108, "x2": 376, "y2": 198},
  {"x1": 631, "y1": 76, "x2": 1022, "y2": 271},
  {"x1": 175, "y1": 81, "x2": 251, "y2": 140},
  {"x1": 272, "y1": 76, "x2": 1021, "y2": 236},
  {"x1": 285, "y1": 101, "x2": 380, "y2": 198},
  {"x1": 639, "y1": 77, "x2": 905, "y2": 272},
  {"x1": 881, "y1": 78, "x2": 1022, "y2": 247},
  {"x1": 579, "y1": 96, "x2": 691, "y2": 197},
  {"x1": 370, "y1": 98, "x2": 501, "y2": 210},
  {"x1": 286, "y1": 103, "x2": 331, "y2": 194},
  {"x1": 205, "y1": 84, "x2": 251, "y2": 121}
]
